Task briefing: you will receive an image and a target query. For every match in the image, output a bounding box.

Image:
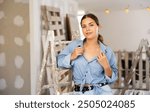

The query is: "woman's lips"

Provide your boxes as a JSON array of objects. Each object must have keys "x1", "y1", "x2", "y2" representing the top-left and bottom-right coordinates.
[{"x1": 86, "y1": 32, "x2": 92, "y2": 35}]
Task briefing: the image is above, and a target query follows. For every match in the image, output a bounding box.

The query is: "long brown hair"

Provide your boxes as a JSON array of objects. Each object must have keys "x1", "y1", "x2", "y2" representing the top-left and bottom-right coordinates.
[{"x1": 80, "y1": 13, "x2": 104, "y2": 43}]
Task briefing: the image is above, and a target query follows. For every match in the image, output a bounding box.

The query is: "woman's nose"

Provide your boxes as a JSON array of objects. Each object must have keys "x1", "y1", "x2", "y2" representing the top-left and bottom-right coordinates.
[{"x1": 86, "y1": 26, "x2": 90, "y2": 31}]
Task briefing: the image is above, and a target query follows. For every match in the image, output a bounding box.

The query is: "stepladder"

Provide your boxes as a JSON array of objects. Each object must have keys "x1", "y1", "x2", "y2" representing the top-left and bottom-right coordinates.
[
  {"x1": 37, "y1": 30, "x2": 72, "y2": 95},
  {"x1": 120, "y1": 39, "x2": 150, "y2": 95}
]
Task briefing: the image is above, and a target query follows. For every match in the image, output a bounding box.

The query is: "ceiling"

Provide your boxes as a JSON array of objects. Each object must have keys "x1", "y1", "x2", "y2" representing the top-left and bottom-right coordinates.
[{"x1": 76, "y1": 0, "x2": 150, "y2": 12}]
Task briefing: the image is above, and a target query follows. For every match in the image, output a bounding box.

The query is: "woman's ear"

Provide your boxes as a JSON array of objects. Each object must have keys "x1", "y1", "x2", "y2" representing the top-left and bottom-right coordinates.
[
  {"x1": 98, "y1": 25, "x2": 102, "y2": 33},
  {"x1": 98, "y1": 25, "x2": 102, "y2": 29},
  {"x1": 96, "y1": 27, "x2": 99, "y2": 35}
]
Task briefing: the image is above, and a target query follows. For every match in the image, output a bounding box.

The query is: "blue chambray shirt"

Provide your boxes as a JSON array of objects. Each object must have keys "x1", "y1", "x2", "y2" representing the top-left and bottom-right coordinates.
[{"x1": 57, "y1": 39, "x2": 118, "y2": 94}]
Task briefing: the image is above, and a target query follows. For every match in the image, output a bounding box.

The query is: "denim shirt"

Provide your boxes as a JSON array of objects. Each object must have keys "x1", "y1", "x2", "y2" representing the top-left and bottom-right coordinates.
[{"x1": 57, "y1": 39, "x2": 118, "y2": 94}]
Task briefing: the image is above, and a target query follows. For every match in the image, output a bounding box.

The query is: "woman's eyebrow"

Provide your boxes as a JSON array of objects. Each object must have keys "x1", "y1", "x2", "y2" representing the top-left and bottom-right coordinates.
[
  {"x1": 89, "y1": 22, "x2": 94, "y2": 24},
  {"x1": 82, "y1": 22, "x2": 94, "y2": 26}
]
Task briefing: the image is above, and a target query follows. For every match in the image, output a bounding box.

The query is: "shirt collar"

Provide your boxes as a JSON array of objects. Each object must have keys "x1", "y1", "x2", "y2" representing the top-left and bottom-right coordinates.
[
  {"x1": 76, "y1": 39, "x2": 84, "y2": 47},
  {"x1": 99, "y1": 41, "x2": 107, "y2": 54},
  {"x1": 77, "y1": 39, "x2": 107, "y2": 54}
]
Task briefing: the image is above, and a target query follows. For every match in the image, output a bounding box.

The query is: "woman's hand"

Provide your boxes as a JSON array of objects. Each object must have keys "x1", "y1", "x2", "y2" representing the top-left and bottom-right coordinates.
[
  {"x1": 71, "y1": 47, "x2": 84, "y2": 61},
  {"x1": 97, "y1": 52, "x2": 112, "y2": 77}
]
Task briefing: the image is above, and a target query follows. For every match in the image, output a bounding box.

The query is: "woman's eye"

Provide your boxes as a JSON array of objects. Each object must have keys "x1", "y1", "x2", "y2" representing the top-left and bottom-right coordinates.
[
  {"x1": 81, "y1": 26, "x2": 86, "y2": 28},
  {"x1": 89, "y1": 24, "x2": 94, "y2": 26}
]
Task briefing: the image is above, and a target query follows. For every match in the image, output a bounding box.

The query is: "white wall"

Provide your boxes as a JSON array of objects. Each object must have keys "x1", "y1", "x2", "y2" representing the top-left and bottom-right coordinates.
[
  {"x1": 95, "y1": 10, "x2": 150, "y2": 51},
  {"x1": 29, "y1": 0, "x2": 41, "y2": 95},
  {"x1": 41, "y1": 0, "x2": 78, "y2": 15},
  {"x1": 30, "y1": 0, "x2": 78, "y2": 94}
]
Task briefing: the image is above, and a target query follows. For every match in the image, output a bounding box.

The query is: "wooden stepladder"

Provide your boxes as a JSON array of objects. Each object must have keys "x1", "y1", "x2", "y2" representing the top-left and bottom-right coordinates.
[
  {"x1": 37, "y1": 5, "x2": 73, "y2": 95},
  {"x1": 37, "y1": 31, "x2": 72, "y2": 95},
  {"x1": 120, "y1": 39, "x2": 150, "y2": 95}
]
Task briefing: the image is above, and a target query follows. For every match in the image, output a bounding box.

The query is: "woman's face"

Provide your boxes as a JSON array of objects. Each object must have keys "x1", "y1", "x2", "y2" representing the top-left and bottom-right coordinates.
[{"x1": 81, "y1": 17, "x2": 99, "y2": 39}]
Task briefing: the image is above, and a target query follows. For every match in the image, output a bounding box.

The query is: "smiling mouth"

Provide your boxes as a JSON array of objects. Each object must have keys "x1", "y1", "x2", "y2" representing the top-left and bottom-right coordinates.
[{"x1": 86, "y1": 32, "x2": 92, "y2": 35}]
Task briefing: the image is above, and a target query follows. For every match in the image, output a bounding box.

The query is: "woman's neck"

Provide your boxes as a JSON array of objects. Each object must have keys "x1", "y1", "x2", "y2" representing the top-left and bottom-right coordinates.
[{"x1": 84, "y1": 38, "x2": 99, "y2": 46}]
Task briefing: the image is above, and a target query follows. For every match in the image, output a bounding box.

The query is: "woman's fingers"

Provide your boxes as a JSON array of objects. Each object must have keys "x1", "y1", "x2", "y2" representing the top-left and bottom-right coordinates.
[
  {"x1": 76, "y1": 47, "x2": 84, "y2": 55},
  {"x1": 71, "y1": 47, "x2": 84, "y2": 60},
  {"x1": 97, "y1": 52, "x2": 105, "y2": 59}
]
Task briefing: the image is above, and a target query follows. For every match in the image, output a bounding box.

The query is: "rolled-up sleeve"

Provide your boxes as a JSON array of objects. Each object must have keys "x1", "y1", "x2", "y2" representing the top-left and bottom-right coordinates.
[
  {"x1": 57, "y1": 41, "x2": 76, "y2": 69},
  {"x1": 105, "y1": 48, "x2": 118, "y2": 83},
  {"x1": 57, "y1": 53, "x2": 72, "y2": 68}
]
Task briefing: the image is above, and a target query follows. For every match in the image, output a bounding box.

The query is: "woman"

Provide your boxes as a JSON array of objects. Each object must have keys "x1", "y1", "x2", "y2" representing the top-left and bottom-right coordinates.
[{"x1": 57, "y1": 13, "x2": 118, "y2": 95}]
